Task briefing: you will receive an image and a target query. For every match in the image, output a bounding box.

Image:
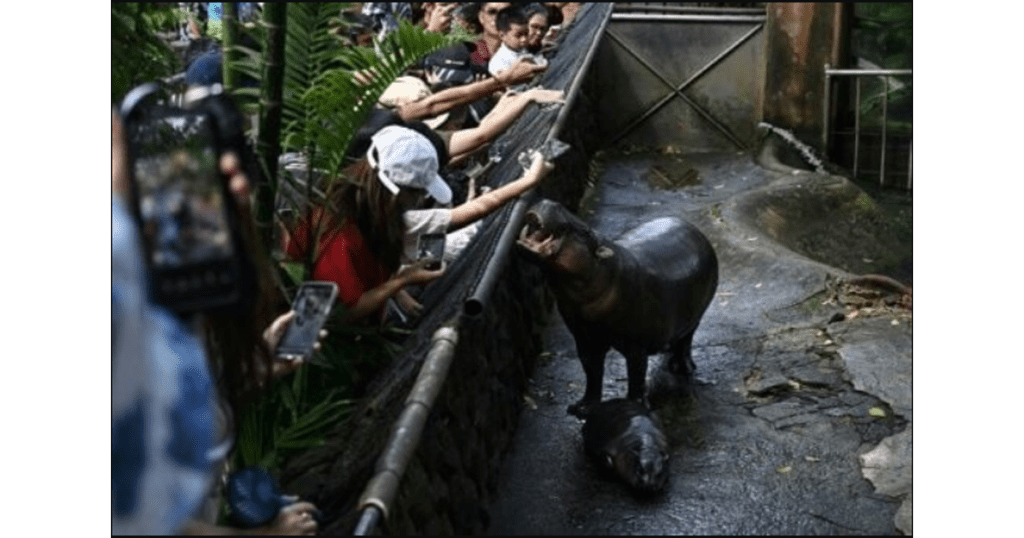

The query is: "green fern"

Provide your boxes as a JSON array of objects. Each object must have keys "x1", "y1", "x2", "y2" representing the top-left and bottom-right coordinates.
[
  {"x1": 304, "y1": 20, "x2": 474, "y2": 185},
  {"x1": 112, "y1": 3, "x2": 181, "y2": 102},
  {"x1": 229, "y1": 5, "x2": 472, "y2": 475}
]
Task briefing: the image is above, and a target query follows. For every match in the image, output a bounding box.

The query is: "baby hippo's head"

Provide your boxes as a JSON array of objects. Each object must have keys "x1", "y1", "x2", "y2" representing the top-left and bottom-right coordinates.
[{"x1": 613, "y1": 430, "x2": 669, "y2": 494}]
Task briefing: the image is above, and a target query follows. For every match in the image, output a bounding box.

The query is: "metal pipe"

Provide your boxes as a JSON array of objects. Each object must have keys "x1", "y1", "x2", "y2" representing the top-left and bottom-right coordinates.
[
  {"x1": 611, "y1": 13, "x2": 765, "y2": 23},
  {"x1": 353, "y1": 325, "x2": 460, "y2": 535},
  {"x1": 608, "y1": 22, "x2": 763, "y2": 147},
  {"x1": 614, "y1": 4, "x2": 766, "y2": 16},
  {"x1": 907, "y1": 139, "x2": 912, "y2": 190},
  {"x1": 880, "y1": 80, "x2": 888, "y2": 187},
  {"x1": 353, "y1": 506, "x2": 382, "y2": 536},
  {"x1": 822, "y1": 64, "x2": 832, "y2": 156},
  {"x1": 464, "y1": 3, "x2": 613, "y2": 317},
  {"x1": 854, "y1": 77, "x2": 861, "y2": 179},
  {"x1": 824, "y1": 68, "x2": 912, "y2": 77}
]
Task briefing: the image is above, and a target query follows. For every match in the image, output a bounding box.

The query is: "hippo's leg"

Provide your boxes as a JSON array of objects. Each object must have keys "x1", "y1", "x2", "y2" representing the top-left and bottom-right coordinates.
[
  {"x1": 623, "y1": 346, "x2": 650, "y2": 406},
  {"x1": 568, "y1": 338, "x2": 610, "y2": 418},
  {"x1": 668, "y1": 329, "x2": 697, "y2": 379}
]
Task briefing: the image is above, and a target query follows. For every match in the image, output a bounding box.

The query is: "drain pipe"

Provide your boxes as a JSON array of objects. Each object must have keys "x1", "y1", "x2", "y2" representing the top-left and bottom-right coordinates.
[
  {"x1": 463, "y1": 4, "x2": 613, "y2": 318},
  {"x1": 352, "y1": 324, "x2": 460, "y2": 535}
]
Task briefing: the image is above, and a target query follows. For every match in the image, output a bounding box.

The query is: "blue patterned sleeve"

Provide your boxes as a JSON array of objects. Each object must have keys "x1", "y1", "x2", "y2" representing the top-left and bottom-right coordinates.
[{"x1": 112, "y1": 197, "x2": 218, "y2": 535}]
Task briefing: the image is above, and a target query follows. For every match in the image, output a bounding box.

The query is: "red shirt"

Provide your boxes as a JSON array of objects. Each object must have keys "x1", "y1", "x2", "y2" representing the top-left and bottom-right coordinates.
[
  {"x1": 470, "y1": 38, "x2": 492, "y2": 67},
  {"x1": 284, "y1": 215, "x2": 392, "y2": 317}
]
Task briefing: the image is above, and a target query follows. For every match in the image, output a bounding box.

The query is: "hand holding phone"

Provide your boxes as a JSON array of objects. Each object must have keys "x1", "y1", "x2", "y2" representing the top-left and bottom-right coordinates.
[{"x1": 275, "y1": 282, "x2": 339, "y2": 361}]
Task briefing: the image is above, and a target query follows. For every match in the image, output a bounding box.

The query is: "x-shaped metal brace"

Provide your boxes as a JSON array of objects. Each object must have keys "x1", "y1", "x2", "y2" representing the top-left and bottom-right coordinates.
[{"x1": 605, "y1": 22, "x2": 764, "y2": 150}]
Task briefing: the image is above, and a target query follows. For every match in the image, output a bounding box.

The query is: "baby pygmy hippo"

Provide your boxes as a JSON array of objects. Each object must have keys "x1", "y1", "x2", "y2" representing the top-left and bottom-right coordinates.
[{"x1": 582, "y1": 398, "x2": 669, "y2": 494}]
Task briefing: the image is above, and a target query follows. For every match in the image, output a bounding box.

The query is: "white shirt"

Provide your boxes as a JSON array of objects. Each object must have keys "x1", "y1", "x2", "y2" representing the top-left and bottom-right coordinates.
[
  {"x1": 488, "y1": 44, "x2": 548, "y2": 87},
  {"x1": 402, "y1": 208, "x2": 481, "y2": 266}
]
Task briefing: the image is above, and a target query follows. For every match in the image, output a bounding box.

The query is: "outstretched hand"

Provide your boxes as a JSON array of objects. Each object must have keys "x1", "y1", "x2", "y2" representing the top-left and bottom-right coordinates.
[
  {"x1": 499, "y1": 58, "x2": 548, "y2": 86},
  {"x1": 527, "y1": 151, "x2": 556, "y2": 182},
  {"x1": 526, "y1": 88, "x2": 565, "y2": 105}
]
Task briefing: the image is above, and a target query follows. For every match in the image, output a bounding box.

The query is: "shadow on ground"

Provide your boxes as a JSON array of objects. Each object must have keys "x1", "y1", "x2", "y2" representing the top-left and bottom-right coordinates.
[{"x1": 487, "y1": 149, "x2": 912, "y2": 535}]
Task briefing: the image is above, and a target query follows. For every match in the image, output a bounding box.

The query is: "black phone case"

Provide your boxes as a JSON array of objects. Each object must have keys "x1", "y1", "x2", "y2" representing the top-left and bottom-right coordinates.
[
  {"x1": 276, "y1": 282, "x2": 339, "y2": 360},
  {"x1": 417, "y1": 233, "x2": 446, "y2": 269},
  {"x1": 121, "y1": 85, "x2": 251, "y2": 315}
]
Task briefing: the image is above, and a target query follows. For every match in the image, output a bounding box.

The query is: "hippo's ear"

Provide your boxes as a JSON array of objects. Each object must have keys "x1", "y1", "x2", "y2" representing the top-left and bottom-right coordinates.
[{"x1": 595, "y1": 246, "x2": 614, "y2": 259}]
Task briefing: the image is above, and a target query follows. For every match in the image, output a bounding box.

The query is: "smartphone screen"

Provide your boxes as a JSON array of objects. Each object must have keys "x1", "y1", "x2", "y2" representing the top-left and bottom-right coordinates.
[
  {"x1": 129, "y1": 111, "x2": 234, "y2": 269},
  {"x1": 276, "y1": 282, "x2": 339, "y2": 360},
  {"x1": 417, "y1": 233, "x2": 446, "y2": 270},
  {"x1": 122, "y1": 89, "x2": 249, "y2": 314}
]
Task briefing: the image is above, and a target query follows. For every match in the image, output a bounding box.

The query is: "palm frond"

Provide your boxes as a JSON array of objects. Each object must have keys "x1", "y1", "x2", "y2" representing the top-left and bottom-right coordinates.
[{"x1": 303, "y1": 20, "x2": 474, "y2": 185}]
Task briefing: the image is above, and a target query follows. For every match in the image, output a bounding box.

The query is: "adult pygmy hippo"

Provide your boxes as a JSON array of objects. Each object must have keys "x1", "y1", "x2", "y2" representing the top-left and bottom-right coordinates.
[
  {"x1": 582, "y1": 398, "x2": 670, "y2": 494},
  {"x1": 516, "y1": 199, "x2": 718, "y2": 418}
]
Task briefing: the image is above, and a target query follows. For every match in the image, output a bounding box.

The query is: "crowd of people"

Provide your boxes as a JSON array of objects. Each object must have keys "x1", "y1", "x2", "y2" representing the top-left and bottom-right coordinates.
[{"x1": 113, "y1": 2, "x2": 584, "y2": 535}]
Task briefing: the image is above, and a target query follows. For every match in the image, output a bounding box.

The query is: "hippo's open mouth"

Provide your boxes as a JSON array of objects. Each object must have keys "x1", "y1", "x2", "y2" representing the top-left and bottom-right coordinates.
[{"x1": 517, "y1": 210, "x2": 561, "y2": 257}]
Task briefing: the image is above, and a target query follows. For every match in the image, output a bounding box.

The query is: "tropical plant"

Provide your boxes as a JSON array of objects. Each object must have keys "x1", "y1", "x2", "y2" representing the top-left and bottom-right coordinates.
[
  {"x1": 232, "y1": 4, "x2": 472, "y2": 212},
  {"x1": 111, "y1": 3, "x2": 183, "y2": 102},
  {"x1": 224, "y1": 3, "x2": 473, "y2": 475}
]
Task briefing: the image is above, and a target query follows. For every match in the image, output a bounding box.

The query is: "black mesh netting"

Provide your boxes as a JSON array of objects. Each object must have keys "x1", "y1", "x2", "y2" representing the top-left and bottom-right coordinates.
[
  {"x1": 278, "y1": 4, "x2": 612, "y2": 532},
  {"x1": 410, "y1": 3, "x2": 611, "y2": 339}
]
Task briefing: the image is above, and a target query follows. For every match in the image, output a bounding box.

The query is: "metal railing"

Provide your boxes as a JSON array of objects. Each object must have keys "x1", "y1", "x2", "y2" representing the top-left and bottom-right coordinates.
[
  {"x1": 349, "y1": 4, "x2": 614, "y2": 534},
  {"x1": 613, "y1": 3, "x2": 765, "y2": 16},
  {"x1": 823, "y1": 64, "x2": 913, "y2": 190}
]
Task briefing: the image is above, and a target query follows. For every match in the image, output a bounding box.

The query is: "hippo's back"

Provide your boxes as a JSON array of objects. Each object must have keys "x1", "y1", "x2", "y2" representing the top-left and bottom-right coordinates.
[{"x1": 615, "y1": 217, "x2": 718, "y2": 294}]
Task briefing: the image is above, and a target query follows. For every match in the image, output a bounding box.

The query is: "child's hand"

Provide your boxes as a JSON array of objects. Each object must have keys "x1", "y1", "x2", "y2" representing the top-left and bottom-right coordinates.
[{"x1": 498, "y1": 59, "x2": 547, "y2": 86}]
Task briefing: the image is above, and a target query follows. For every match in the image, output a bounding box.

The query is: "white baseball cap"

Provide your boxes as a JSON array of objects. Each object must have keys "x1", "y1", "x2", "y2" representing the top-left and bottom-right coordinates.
[{"x1": 367, "y1": 125, "x2": 453, "y2": 204}]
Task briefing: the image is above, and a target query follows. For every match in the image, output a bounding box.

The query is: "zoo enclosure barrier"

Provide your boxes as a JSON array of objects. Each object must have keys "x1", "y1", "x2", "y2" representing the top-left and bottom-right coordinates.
[
  {"x1": 344, "y1": 4, "x2": 614, "y2": 535},
  {"x1": 823, "y1": 64, "x2": 913, "y2": 191}
]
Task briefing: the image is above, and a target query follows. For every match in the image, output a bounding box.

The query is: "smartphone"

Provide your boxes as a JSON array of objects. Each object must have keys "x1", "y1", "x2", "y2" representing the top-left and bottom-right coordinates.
[
  {"x1": 122, "y1": 86, "x2": 248, "y2": 314},
  {"x1": 517, "y1": 138, "x2": 571, "y2": 170},
  {"x1": 417, "y1": 233, "x2": 446, "y2": 270},
  {"x1": 275, "y1": 281, "x2": 339, "y2": 361}
]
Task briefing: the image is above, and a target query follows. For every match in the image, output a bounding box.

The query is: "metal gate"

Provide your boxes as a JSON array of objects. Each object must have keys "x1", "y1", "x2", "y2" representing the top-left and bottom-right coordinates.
[
  {"x1": 824, "y1": 65, "x2": 913, "y2": 191},
  {"x1": 593, "y1": 3, "x2": 766, "y2": 152}
]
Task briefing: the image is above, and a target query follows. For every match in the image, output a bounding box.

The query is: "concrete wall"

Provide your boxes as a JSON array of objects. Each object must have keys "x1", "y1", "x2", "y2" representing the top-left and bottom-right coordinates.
[
  {"x1": 592, "y1": 4, "x2": 851, "y2": 156},
  {"x1": 592, "y1": 13, "x2": 767, "y2": 152},
  {"x1": 762, "y1": 2, "x2": 851, "y2": 153}
]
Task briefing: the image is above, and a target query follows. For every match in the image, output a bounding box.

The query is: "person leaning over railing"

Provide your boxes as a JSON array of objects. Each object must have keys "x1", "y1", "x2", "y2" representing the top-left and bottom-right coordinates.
[
  {"x1": 279, "y1": 124, "x2": 554, "y2": 324},
  {"x1": 489, "y1": 5, "x2": 549, "y2": 93},
  {"x1": 374, "y1": 57, "x2": 547, "y2": 127},
  {"x1": 375, "y1": 80, "x2": 565, "y2": 166}
]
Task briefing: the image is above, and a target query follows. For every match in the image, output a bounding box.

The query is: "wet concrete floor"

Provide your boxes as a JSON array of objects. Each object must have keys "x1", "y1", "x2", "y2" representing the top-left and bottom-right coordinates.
[{"x1": 487, "y1": 150, "x2": 912, "y2": 535}]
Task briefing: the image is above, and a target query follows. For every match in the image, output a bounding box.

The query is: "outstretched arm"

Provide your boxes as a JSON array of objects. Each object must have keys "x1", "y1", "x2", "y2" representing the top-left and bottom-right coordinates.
[
  {"x1": 447, "y1": 87, "x2": 564, "y2": 161},
  {"x1": 448, "y1": 152, "x2": 555, "y2": 231},
  {"x1": 396, "y1": 59, "x2": 547, "y2": 121},
  {"x1": 341, "y1": 259, "x2": 444, "y2": 323}
]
